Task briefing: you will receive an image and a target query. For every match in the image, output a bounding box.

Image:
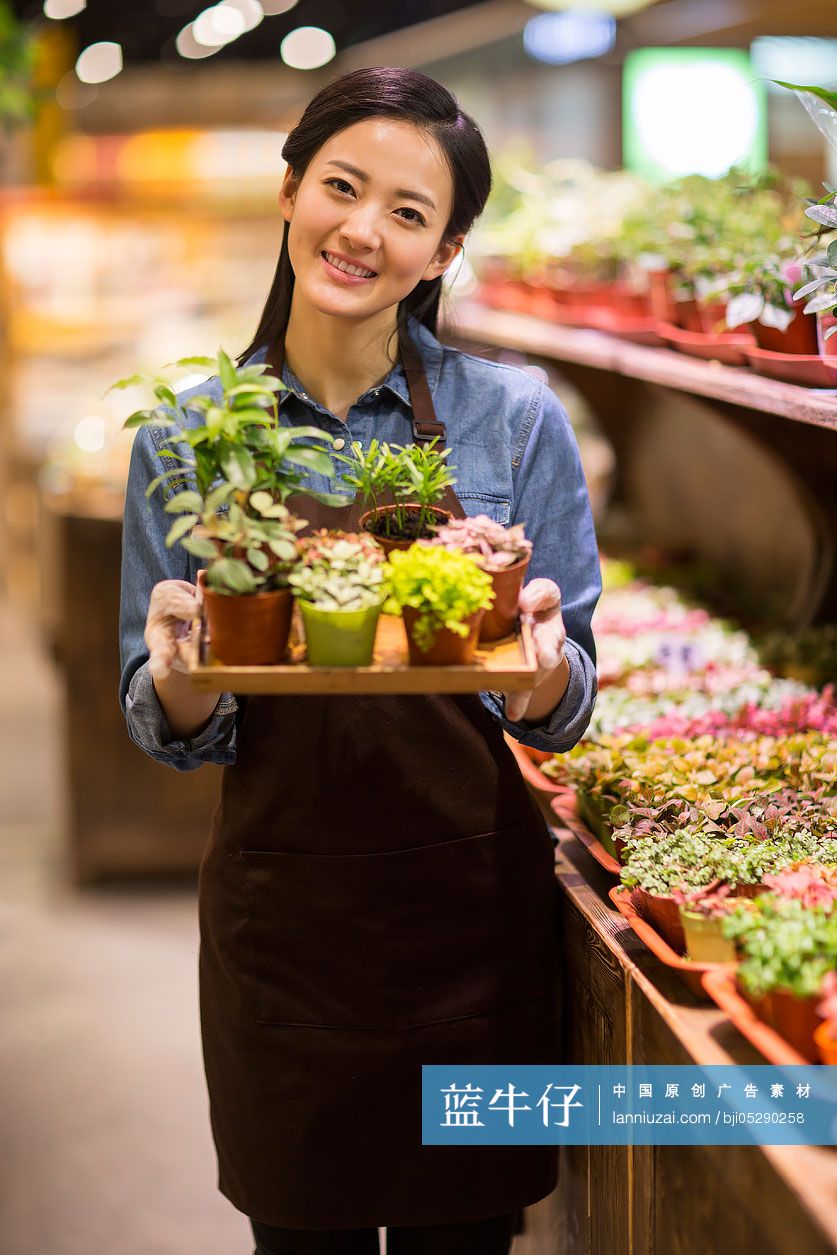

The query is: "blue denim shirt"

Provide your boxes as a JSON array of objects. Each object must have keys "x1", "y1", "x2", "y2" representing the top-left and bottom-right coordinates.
[{"x1": 119, "y1": 314, "x2": 601, "y2": 770}]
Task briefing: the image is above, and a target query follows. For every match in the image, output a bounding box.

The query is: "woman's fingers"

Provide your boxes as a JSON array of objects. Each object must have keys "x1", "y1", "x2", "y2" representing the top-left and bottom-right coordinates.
[
  {"x1": 519, "y1": 577, "x2": 561, "y2": 617},
  {"x1": 144, "y1": 579, "x2": 201, "y2": 679}
]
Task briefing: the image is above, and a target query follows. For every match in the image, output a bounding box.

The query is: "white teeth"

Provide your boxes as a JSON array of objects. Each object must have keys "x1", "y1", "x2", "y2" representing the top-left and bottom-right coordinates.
[{"x1": 324, "y1": 251, "x2": 375, "y2": 278}]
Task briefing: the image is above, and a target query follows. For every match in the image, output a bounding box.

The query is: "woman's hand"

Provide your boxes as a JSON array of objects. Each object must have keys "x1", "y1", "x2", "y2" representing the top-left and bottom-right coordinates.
[
  {"x1": 503, "y1": 578, "x2": 568, "y2": 723},
  {"x1": 144, "y1": 579, "x2": 202, "y2": 681}
]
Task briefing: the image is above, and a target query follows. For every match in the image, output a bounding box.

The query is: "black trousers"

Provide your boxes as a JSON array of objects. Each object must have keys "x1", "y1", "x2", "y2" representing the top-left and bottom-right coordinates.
[{"x1": 250, "y1": 1212, "x2": 517, "y2": 1254}]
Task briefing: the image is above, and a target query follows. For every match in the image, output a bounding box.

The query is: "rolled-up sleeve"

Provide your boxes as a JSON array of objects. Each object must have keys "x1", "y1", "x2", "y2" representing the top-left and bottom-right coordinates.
[
  {"x1": 118, "y1": 421, "x2": 239, "y2": 772},
  {"x1": 480, "y1": 382, "x2": 601, "y2": 754}
]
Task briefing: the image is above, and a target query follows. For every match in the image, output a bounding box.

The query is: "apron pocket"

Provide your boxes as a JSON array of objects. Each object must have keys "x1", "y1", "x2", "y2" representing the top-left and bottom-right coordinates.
[{"x1": 240, "y1": 824, "x2": 554, "y2": 1029}]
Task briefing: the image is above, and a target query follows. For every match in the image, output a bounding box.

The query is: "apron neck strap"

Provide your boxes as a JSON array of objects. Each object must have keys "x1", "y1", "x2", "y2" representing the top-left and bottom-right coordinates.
[{"x1": 268, "y1": 322, "x2": 447, "y2": 448}]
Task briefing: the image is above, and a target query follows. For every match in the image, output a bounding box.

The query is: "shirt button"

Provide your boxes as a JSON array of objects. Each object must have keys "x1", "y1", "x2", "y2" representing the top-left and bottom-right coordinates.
[{"x1": 333, "y1": 437, "x2": 346, "y2": 450}]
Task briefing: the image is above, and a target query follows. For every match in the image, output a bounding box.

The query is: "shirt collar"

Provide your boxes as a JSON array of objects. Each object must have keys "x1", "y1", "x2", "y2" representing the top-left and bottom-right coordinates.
[{"x1": 243, "y1": 315, "x2": 443, "y2": 413}]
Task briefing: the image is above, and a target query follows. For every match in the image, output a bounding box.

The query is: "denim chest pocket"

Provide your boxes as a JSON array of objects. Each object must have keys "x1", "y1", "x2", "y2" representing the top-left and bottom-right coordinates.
[{"x1": 455, "y1": 491, "x2": 511, "y2": 526}]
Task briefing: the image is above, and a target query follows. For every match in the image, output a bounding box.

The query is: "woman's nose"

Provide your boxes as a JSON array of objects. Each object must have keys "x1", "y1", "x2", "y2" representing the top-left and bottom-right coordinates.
[{"x1": 339, "y1": 208, "x2": 383, "y2": 252}]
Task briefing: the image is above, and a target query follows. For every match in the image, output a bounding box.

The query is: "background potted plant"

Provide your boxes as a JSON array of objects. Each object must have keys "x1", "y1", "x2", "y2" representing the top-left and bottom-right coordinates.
[
  {"x1": 722, "y1": 895, "x2": 836, "y2": 1062},
  {"x1": 673, "y1": 881, "x2": 746, "y2": 964},
  {"x1": 383, "y1": 544, "x2": 495, "y2": 664},
  {"x1": 164, "y1": 487, "x2": 305, "y2": 665},
  {"x1": 430, "y1": 514, "x2": 533, "y2": 641},
  {"x1": 792, "y1": 207, "x2": 837, "y2": 357},
  {"x1": 336, "y1": 437, "x2": 457, "y2": 551},
  {"x1": 814, "y1": 970, "x2": 837, "y2": 1065},
  {"x1": 288, "y1": 530, "x2": 388, "y2": 667}
]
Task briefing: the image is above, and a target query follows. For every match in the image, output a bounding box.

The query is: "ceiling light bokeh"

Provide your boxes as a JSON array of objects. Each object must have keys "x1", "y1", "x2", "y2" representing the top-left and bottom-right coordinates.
[
  {"x1": 261, "y1": 0, "x2": 299, "y2": 15},
  {"x1": 176, "y1": 24, "x2": 222, "y2": 59},
  {"x1": 75, "y1": 42, "x2": 123, "y2": 85},
  {"x1": 44, "y1": 0, "x2": 87, "y2": 19},
  {"x1": 193, "y1": 4, "x2": 247, "y2": 48},
  {"x1": 225, "y1": 0, "x2": 265, "y2": 34},
  {"x1": 280, "y1": 26, "x2": 336, "y2": 70}
]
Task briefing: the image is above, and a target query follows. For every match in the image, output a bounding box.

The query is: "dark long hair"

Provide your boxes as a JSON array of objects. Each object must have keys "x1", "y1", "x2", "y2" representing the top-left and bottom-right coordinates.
[{"x1": 236, "y1": 66, "x2": 492, "y2": 366}]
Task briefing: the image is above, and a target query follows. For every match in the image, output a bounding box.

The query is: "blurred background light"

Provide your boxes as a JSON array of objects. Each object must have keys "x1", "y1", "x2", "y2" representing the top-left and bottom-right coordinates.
[
  {"x1": 73, "y1": 416, "x2": 105, "y2": 454},
  {"x1": 75, "y1": 41, "x2": 123, "y2": 85},
  {"x1": 193, "y1": 4, "x2": 247, "y2": 48},
  {"x1": 280, "y1": 26, "x2": 336, "y2": 70},
  {"x1": 623, "y1": 48, "x2": 767, "y2": 181},
  {"x1": 751, "y1": 37, "x2": 837, "y2": 92},
  {"x1": 525, "y1": 0, "x2": 654, "y2": 14},
  {"x1": 523, "y1": 11, "x2": 616, "y2": 66},
  {"x1": 44, "y1": 0, "x2": 86, "y2": 18},
  {"x1": 176, "y1": 24, "x2": 222, "y2": 59},
  {"x1": 261, "y1": 0, "x2": 299, "y2": 14},
  {"x1": 224, "y1": 0, "x2": 265, "y2": 34}
]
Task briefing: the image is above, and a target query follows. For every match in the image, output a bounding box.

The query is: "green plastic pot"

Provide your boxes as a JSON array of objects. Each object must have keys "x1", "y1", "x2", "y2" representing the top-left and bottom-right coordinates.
[
  {"x1": 299, "y1": 599, "x2": 384, "y2": 667},
  {"x1": 679, "y1": 908, "x2": 737, "y2": 964}
]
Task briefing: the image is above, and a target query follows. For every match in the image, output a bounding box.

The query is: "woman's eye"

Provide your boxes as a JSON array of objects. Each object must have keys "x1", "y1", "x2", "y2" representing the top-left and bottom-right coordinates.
[
  {"x1": 397, "y1": 207, "x2": 426, "y2": 226},
  {"x1": 326, "y1": 177, "x2": 354, "y2": 195}
]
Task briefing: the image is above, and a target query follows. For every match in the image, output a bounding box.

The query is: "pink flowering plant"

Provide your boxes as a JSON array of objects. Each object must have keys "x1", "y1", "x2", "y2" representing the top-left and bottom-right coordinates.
[{"x1": 429, "y1": 514, "x2": 532, "y2": 572}]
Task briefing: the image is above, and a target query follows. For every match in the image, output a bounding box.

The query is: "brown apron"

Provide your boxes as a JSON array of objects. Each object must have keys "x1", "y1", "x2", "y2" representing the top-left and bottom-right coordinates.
[{"x1": 197, "y1": 324, "x2": 560, "y2": 1229}]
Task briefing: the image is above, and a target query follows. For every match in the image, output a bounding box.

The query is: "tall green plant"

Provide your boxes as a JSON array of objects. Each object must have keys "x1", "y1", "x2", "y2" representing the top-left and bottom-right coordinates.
[{"x1": 335, "y1": 436, "x2": 456, "y2": 538}]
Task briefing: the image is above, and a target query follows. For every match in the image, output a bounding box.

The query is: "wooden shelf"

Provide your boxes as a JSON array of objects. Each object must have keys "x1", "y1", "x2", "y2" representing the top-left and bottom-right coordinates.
[{"x1": 450, "y1": 303, "x2": 837, "y2": 433}]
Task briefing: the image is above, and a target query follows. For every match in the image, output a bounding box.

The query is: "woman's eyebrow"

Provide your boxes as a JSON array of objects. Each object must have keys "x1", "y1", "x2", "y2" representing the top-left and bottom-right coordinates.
[{"x1": 323, "y1": 160, "x2": 437, "y2": 212}]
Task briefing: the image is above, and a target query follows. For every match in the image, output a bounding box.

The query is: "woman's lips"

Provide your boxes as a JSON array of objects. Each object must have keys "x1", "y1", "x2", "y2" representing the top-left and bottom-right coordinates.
[{"x1": 321, "y1": 252, "x2": 377, "y2": 285}]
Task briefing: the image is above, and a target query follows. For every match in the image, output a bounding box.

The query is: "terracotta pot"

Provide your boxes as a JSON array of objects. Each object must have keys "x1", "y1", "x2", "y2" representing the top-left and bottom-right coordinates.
[
  {"x1": 646, "y1": 268, "x2": 679, "y2": 324},
  {"x1": 688, "y1": 300, "x2": 728, "y2": 334},
  {"x1": 401, "y1": 606, "x2": 485, "y2": 665},
  {"x1": 203, "y1": 585, "x2": 292, "y2": 665},
  {"x1": 814, "y1": 1019, "x2": 837, "y2": 1066},
  {"x1": 479, "y1": 555, "x2": 530, "y2": 642},
  {"x1": 679, "y1": 908, "x2": 738, "y2": 964},
  {"x1": 753, "y1": 306, "x2": 818, "y2": 354},
  {"x1": 631, "y1": 887, "x2": 686, "y2": 953},
  {"x1": 740, "y1": 985, "x2": 822, "y2": 1063},
  {"x1": 521, "y1": 281, "x2": 562, "y2": 321},
  {"x1": 360, "y1": 505, "x2": 451, "y2": 555},
  {"x1": 298, "y1": 599, "x2": 384, "y2": 667},
  {"x1": 817, "y1": 312, "x2": 837, "y2": 357}
]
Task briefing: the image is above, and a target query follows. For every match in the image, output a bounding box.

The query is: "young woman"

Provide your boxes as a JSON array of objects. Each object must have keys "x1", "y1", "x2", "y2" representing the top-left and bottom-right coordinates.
[{"x1": 120, "y1": 67, "x2": 600, "y2": 1255}]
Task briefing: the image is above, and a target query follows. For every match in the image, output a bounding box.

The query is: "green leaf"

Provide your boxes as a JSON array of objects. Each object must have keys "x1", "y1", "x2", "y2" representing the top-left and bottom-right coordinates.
[
  {"x1": 284, "y1": 446, "x2": 334, "y2": 475},
  {"x1": 122, "y1": 409, "x2": 173, "y2": 430},
  {"x1": 164, "y1": 514, "x2": 199, "y2": 547},
  {"x1": 153, "y1": 383, "x2": 177, "y2": 408},
  {"x1": 144, "y1": 468, "x2": 187, "y2": 498},
  {"x1": 210, "y1": 558, "x2": 257, "y2": 594},
  {"x1": 828, "y1": 240, "x2": 837, "y2": 268},
  {"x1": 162, "y1": 356, "x2": 216, "y2": 370},
  {"x1": 205, "y1": 481, "x2": 236, "y2": 512},
  {"x1": 163, "y1": 490, "x2": 203, "y2": 514},
  {"x1": 247, "y1": 547, "x2": 269, "y2": 571},
  {"x1": 102, "y1": 373, "x2": 147, "y2": 397},
  {"x1": 248, "y1": 490, "x2": 274, "y2": 513},
  {"x1": 268, "y1": 538, "x2": 297, "y2": 562},
  {"x1": 180, "y1": 537, "x2": 218, "y2": 559},
  {"x1": 220, "y1": 445, "x2": 256, "y2": 489},
  {"x1": 772, "y1": 81, "x2": 837, "y2": 111},
  {"x1": 285, "y1": 425, "x2": 334, "y2": 442},
  {"x1": 218, "y1": 348, "x2": 238, "y2": 393}
]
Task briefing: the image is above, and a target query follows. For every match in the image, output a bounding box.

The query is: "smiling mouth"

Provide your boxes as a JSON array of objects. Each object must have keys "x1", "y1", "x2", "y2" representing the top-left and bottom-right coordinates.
[{"x1": 321, "y1": 251, "x2": 378, "y2": 279}]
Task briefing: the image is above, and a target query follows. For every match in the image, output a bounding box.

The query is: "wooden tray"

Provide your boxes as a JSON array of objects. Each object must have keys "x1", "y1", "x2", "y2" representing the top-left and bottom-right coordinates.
[
  {"x1": 702, "y1": 967, "x2": 811, "y2": 1066},
  {"x1": 609, "y1": 886, "x2": 732, "y2": 998},
  {"x1": 188, "y1": 608, "x2": 538, "y2": 695}
]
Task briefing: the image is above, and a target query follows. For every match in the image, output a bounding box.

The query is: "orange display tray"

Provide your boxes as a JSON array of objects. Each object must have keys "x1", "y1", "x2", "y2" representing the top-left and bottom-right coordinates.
[
  {"x1": 555, "y1": 798, "x2": 622, "y2": 875},
  {"x1": 609, "y1": 886, "x2": 732, "y2": 998},
  {"x1": 702, "y1": 968, "x2": 812, "y2": 1066}
]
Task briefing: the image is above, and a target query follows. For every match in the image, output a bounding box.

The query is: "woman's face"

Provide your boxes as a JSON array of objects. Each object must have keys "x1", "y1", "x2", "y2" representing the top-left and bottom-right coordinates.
[{"x1": 279, "y1": 117, "x2": 463, "y2": 322}]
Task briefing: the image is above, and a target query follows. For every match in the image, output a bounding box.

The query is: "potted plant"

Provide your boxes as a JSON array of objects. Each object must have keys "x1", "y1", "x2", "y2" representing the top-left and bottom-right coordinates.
[
  {"x1": 722, "y1": 895, "x2": 836, "y2": 1062},
  {"x1": 110, "y1": 347, "x2": 344, "y2": 508},
  {"x1": 165, "y1": 486, "x2": 306, "y2": 665},
  {"x1": 814, "y1": 971, "x2": 837, "y2": 1065},
  {"x1": 383, "y1": 544, "x2": 495, "y2": 664},
  {"x1": 792, "y1": 216, "x2": 837, "y2": 357},
  {"x1": 429, "y1": 514, "x2": 533, "y2": 641},
  {"x1": 673, "y1": 881, "x2": 746, "y2": 963},
  {"x1": 336, "y1": 437, "x2": 457, "y2": 552},
  {"x1": 288, "y1": 530, "x2": 389, "y2": 667}
]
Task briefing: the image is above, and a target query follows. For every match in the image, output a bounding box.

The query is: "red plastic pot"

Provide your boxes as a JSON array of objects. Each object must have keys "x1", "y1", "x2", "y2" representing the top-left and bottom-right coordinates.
[
  {"x1": 630, "y1": 887, "x2": 686, "y2": 953},
  {"x1": 479, "y1": 555, "x2": 530, "y2": 643},
  {"x1": 739, "y1": 985, "x2": 822, "y2": 1064},
  {"x1": 401, "y1": 607, "x2": 485, "y2": 665},
  {"x1": 203, "y1": 585, "x2": 293, "y2": 665},
  {"x1": 814, "y1": 1019, "x2": 837, "y2": 1065},
  {"x1": 646, "y1": 268, "x2": 679, "y2": 324},
  {"x1": 752, "y1": 306, "x2": 818, "y2": 355},
  {"x1": 818, "y1": 312, "x2": 837, "y2": 358}
]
